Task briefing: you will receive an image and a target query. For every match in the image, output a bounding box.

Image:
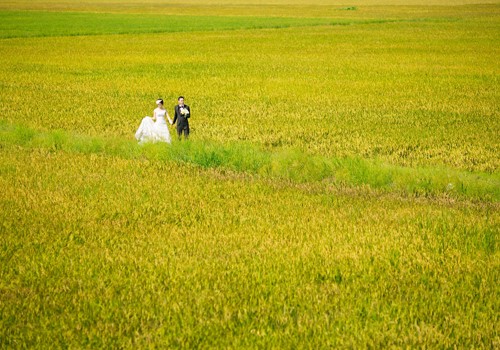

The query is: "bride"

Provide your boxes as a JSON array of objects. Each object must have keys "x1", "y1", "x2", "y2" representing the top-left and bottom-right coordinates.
[{"x1": 135, "y1": 99, "x2": 172, "y2": 144}]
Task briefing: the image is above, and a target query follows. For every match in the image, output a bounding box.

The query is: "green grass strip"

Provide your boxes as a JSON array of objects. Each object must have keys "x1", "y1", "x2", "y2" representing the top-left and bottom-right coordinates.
[
  {"x1": 0, "y1": 10, "x2": 416, "y2": 39},
  {"x1": 1, "y1": 121, "x2": 498, "y2": 201}
]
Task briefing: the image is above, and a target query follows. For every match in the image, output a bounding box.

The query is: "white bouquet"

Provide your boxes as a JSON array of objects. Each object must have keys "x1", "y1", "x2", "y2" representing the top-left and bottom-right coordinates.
[{"x1": 180, "y1": 107, "x2": 190, "y2": 117}]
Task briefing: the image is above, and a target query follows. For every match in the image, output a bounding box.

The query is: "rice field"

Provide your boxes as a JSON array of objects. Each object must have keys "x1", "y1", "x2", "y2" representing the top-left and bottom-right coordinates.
[{"x1": 1, "y1": 0, "x2": 499, "y2": 348}]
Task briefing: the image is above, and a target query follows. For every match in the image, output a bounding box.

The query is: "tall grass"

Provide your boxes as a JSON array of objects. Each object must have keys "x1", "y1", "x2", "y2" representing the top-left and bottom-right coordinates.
[
  {"x1": 1, "y1": 2, "x2": 499, "y2": 348},
  {"x1": 1, "y1": 140, "x2": 498, "y2": 348},
  {"x1": 1, "y1": 11, "x2": 497, "y2": 173},
  {"x1": 2, "y1": 122, "x2": 498, "y2": 201}
]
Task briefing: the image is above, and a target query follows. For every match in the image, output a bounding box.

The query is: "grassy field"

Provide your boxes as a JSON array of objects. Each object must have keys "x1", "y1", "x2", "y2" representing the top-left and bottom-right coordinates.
[{"x1": 1, "y1": 0, "x2": 499, "y2": 348}]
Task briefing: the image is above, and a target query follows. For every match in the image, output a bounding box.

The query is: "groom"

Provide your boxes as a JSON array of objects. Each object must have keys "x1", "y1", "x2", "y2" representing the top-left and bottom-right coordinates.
[{"x1": 172, "y1": 96, "x2": 190, "y2": 140}]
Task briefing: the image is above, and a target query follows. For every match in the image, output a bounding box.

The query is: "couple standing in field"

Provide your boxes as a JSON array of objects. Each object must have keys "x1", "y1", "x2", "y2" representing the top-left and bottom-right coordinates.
[{"x1": 135, "y1": 96, "x2": 191, "y2": 144}]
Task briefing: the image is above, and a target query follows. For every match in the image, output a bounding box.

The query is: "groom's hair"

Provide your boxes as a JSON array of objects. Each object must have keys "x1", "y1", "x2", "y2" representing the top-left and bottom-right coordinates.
[{"x1": 178, "y1": 96, "x2": 184, "y2": 101}]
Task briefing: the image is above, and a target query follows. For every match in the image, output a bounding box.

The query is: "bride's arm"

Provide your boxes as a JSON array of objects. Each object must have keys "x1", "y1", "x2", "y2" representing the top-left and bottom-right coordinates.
[{"x1": 167, "y1": 112, "x2": 173, "y2": 125}]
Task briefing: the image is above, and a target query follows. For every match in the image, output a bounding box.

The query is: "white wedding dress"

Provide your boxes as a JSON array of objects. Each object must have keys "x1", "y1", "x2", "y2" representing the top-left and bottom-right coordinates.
[{"x1": 135, "y1": 108, "x2": 172, "y2": 144}]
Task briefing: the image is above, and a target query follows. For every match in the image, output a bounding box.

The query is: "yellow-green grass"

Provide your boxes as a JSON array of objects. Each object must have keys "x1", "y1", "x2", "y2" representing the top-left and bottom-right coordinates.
[
  {"x1": 1, "y1": 143, "x2": 498, "y2": 348},
  {"x1": 1, "y1": 0, "x2": 500, "y2": 17},
  {"x1": 1, "y1": 1, "x2": 499, "y2": 348},
  {"x1": 2, "y1": 122, "x2": 499, "y2": 201},
  {"x1": 1, "y1": 8, "x2": 498, "y2": 172}
]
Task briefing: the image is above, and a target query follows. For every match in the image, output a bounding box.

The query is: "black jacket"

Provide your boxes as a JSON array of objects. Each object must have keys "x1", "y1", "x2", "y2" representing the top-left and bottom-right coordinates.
[{"x1": 173, "y1": 104, "x2": 190, "y2": 128}]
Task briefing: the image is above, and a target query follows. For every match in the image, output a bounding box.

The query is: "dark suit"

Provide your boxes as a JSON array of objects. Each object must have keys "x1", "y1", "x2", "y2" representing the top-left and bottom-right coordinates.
[{"x1": 173, "y1": 104, "x2": 190, "y2": 138}]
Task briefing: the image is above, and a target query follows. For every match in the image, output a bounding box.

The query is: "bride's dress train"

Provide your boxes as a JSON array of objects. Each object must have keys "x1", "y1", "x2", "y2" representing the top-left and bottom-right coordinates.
[{"x1": 135, "y1": 108, "x2": 171, "y2": 144}]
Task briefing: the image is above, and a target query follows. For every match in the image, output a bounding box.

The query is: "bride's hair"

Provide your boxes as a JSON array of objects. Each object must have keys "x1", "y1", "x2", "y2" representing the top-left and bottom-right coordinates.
[{"x1": 156, "y1": 99, "x2": 163, "y2": 105}]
